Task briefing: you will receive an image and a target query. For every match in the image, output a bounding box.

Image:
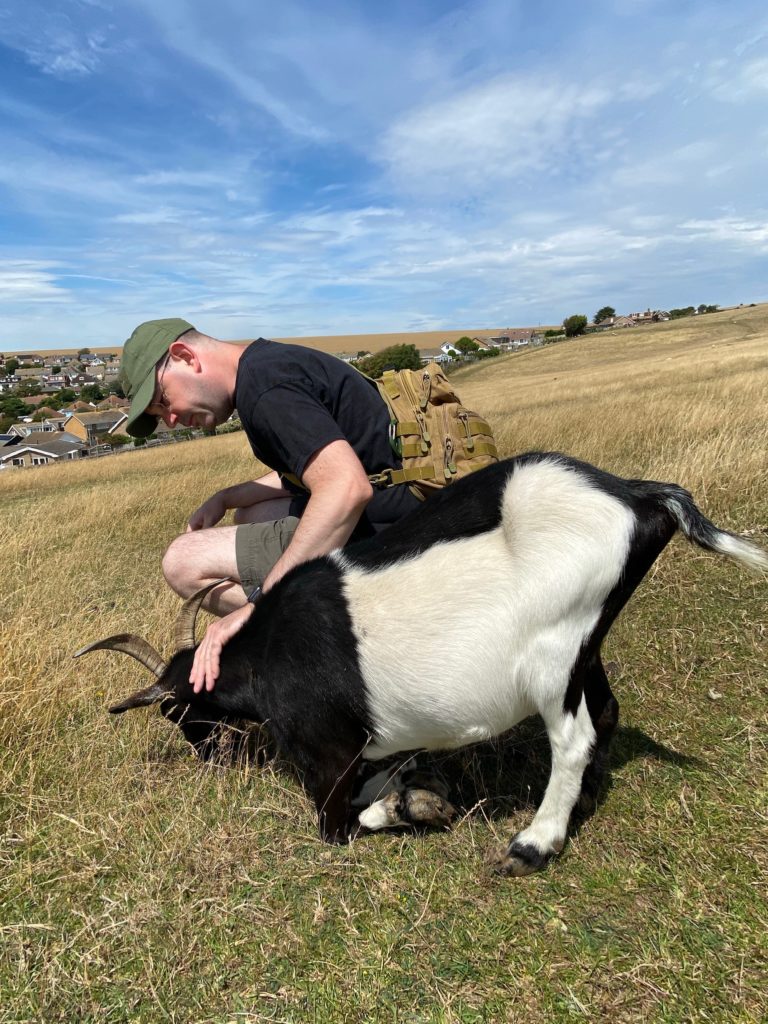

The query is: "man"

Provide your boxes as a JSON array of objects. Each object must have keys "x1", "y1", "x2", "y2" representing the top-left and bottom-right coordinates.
[{"x1": 122, "y1": 318, "x2": 422, "y2": 694}]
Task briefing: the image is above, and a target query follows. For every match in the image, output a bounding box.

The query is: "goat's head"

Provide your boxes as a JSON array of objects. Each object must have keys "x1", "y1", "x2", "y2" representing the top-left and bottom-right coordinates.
[{"x1": 74, "y1": 580, "x2": 259, "y2": 759}]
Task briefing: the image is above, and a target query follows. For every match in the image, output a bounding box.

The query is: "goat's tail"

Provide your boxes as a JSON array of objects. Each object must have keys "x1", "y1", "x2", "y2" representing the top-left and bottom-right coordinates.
[{"x1": 657, "y1": 484, "x2": 768, "y2": 573}]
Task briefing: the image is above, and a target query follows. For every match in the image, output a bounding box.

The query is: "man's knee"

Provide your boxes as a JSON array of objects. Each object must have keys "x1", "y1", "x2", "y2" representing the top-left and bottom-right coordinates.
[{"x1": 162, "y1": 533, "x2": 198, "y2": 596}]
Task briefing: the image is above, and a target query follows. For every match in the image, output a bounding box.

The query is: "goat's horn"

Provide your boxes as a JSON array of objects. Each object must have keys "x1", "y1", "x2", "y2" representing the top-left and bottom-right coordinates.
[
  {"x1": 108, "y1": 681, "x2": 174, "y2": 715},
  {"x1": 174, "y1": 578, "x2": 234, "y2": 651},
  {"x1": 73, "y1": 633, "x2": 168, "y2": 678}
]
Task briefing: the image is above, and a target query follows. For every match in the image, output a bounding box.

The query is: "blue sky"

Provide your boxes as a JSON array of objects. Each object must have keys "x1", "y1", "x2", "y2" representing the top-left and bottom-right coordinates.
[{"x1": 0, "y1": 0, "x2": 766, "y2": 350}]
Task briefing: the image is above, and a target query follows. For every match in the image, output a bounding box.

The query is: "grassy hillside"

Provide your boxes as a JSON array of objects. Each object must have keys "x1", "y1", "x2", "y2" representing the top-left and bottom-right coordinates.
[{"x1": 1, "y1": 304, "x2": 766, "y2": 1022}]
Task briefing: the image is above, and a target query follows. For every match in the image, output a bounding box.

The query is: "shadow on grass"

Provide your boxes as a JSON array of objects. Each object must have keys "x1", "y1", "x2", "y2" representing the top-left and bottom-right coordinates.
[
  {"x1": 408, "y1": 717, "x2": 701, "y2": 829},
  {"x1": 143, "y1": 711, "x2": 700, "y2": 843}
]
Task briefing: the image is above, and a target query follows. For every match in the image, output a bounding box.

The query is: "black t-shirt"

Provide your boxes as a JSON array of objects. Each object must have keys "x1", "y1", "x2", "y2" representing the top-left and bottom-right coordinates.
[{"x1": 234, "y1": 339, "x2": 421, "y2": 532}]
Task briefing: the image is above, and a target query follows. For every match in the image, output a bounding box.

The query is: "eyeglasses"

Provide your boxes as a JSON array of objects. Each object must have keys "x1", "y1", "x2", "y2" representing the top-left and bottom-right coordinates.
[{"x1": 150, "y1": 353, "x2": 172, "y2": 415}]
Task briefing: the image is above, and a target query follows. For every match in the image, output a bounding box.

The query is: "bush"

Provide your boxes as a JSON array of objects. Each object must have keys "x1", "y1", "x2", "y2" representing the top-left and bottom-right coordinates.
[
  {"x1": 563, "y1": 315, "x2": 588, "y2": 338},
  {"x1": 353, "y1": 344, "x2": 423, "y2": 379}
]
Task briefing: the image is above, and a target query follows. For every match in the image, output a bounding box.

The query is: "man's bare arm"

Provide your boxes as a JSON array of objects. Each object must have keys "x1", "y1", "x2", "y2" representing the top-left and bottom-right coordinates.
[
  {"x1": 189, "y1": 440, "x2": 372, "y2": 692},
  {"x1": 260, "y1": 440, "x2": 372, "y2": 591},
  {"x1": 187, "y1": 471, "x2": 291, "y2": 531}
]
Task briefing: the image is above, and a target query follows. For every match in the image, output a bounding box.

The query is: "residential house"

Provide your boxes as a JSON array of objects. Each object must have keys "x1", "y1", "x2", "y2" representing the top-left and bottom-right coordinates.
[
  {"x1": 8, "y1": 421, "x2": 61, "y2": 438},
  {"x1": 419, "y1": 347, "x2": 453, "y2": 365},
  {"x1": 96, "y1": 395, "x2": 130, "y2": 411},
  {"x1": 335, "y1": 352, "x2": 371, "y2": 363},
  {"x1": 0, "y1": 434, "x2": 87, "y2": 470},
  {"x1": 63, "y1": 409, "x2": 128, "y2": 443},
  {"x1": 60, "y1": 401, "x2": 96, "y2": 416},
  {"x1": 628, "y1": 309, "x2": 670, "y2": 324},
  {"x1": 0, "y1": 375, "x2": 21, "y2": 392},
  {"x1": 69, "y1": 372, "x2": 98, "y2": 388},
  {"x1": 19, "y1": 394, "x2": 54, "y2": 408},
  {"x1": 593, "y1": 316, "x2": 636, "y2": 330},
  {"x1": 41, "y1": 373, "x2": 71, "y2": 390},
  {"x1": 151, "y1": 421, "x2": 192, "y2": 441}
]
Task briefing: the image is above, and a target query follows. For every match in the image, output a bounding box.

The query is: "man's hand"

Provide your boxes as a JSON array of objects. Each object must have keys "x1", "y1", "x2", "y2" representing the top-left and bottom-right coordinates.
[
  {"x1": 189, "y1": 602, "x2": 254, "y2": 693},
  {"x1": 187, "y1": 493, "x2": 228, "y2": 531}
]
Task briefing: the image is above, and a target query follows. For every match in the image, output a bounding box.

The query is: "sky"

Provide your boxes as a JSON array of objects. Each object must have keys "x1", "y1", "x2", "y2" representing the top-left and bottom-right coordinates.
[{"x1": 0, "y1": 0, "x2": 766, "y2": 350}]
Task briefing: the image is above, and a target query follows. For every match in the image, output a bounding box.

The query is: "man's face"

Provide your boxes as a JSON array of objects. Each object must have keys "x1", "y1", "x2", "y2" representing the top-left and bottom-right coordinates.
[{"x1": 145, "y1": 350, "x2": 233, "y2": 430}]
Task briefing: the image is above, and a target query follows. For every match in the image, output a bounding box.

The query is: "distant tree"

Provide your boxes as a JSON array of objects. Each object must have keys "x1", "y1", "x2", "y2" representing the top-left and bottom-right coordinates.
[
  {"x1": 78, "y1": 348, "x2": 91, "y2": 357},
  {"x1": 455, "y1": 337, "x2": 480, "y2": 355},
  {"x1": 563, "y1": 314, "x2": 588, "y2": 338},
  {"x1": 5, "y1": 358, "x2": 19, "y2": 375},
  {"x1": 108, "y1": 380, "x2": 126, "y2": 399},
  {"x1": 594, "y1": 306, "x2": 616, "y2": 324},
  {"x1": 15, "y1": 381, "x2": 42, "y2": 397},
  {"x1": 0, "y1": 395, "x2": 31, "y2": 419},
  {"x1": 476, "y1": 348, "x2": 500, "y2": 359},
  {"x1": 669, "y1": 307, "x2": 696, "y2": 319},
  {"x1": 51, "y1": 365, "x2": 61, "y2": 374},
  {"x1": 544, "y1": 329, "x2": 564, "y2": 338},
  {"x1": 353, "y1": 344, "x2": 422, "y2": 379},
  {"x1": 80, "y1": 383, "x2": 105, "y2": 403},
  {"x1": 697, "y1": 304, "x2": 719, "y2": 314},
  {"x1": 108, "y1": 433, "x2": 132, "y2": 447},
  {"x1": 54, "y1": 388, "x2": 78, "y2": 404}
]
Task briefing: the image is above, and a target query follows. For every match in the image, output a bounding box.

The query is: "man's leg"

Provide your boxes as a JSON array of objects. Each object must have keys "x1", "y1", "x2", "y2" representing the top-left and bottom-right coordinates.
[{"x1": 162, "y1": 497, "x2": 297, "y2": 615}]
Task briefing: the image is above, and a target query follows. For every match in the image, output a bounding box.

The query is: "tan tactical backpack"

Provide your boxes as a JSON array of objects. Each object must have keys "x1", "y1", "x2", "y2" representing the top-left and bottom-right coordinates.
[{"x1": 365, "y1": 362, "x2": 498, "y2": 499}]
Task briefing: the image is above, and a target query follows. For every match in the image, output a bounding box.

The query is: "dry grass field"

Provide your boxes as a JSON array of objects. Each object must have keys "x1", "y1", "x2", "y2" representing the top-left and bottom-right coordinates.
[{"x1": 1, "y1": 304, "x2": 766, "y2": 1022}]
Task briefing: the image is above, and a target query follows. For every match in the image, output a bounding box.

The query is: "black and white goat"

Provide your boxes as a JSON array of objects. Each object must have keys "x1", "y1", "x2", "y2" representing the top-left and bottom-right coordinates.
[{"x1": 76, "y1": 453, "x2": 767, "y2": 875}]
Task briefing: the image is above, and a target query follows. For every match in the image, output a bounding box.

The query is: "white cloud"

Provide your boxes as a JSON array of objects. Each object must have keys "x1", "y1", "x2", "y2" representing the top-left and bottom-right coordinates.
[
  {"x1": 0, "y1": 260, "x2": 68, "y2": 303},
  {"x1": 680, "y1": 217, "x2": 768, "y2": 249},
  {"x1": 134, "y1": 170, "x2": 238, "y2": 188},
  {"x1": 112, "y1": 208, "x2": 193, "y2": 225},
  {"x1": 380, "y1": 73, "x2": 614, "y2": 191}
]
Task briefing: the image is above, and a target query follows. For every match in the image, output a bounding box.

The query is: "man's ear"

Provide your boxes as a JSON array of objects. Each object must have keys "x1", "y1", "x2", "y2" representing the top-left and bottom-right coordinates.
[{"x1": 168, "y1": 338, "x2": 202, "y2": 372}]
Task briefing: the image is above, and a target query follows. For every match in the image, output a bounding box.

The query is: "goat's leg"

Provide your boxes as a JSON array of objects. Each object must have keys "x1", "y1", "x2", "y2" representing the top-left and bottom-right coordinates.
[
  {"x1": 308, "y1": 750, "x2": 363, "y2": 844},
  {"x1": 491, "y1": 696, "x2": 597, "y2": 876},
  {"x1": 578, "y1": 657, "x2": 619, "y2": 815}
]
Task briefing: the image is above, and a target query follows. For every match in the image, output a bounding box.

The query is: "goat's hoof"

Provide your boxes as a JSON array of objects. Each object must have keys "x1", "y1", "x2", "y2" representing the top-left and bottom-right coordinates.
[
  {"x1": 404, "y1": 789, "x2": 456, "y2": 828},
  {"x1": 358, "y1": 791, "x2": 404, "y2": 831},
  {"x1": 487, "y1": 840, "x2": 550, "y2": 877}
]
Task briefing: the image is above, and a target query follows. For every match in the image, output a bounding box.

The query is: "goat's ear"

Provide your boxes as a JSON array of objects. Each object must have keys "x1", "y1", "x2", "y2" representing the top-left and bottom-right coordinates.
[{"x1": 109, "y1": 682, "x2": 173, "y2": 714}]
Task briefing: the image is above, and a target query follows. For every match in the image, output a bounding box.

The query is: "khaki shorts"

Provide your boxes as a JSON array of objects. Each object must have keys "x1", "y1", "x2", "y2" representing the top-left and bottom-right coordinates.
[{"x1": 235, "y1": 516, "x2": 301, "y2": 591}]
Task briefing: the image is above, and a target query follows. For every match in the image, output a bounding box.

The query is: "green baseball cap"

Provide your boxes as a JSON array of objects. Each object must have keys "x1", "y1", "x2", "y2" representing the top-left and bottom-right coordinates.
[{"x1": 122, "y1": 318, "x2": 195, "y2": 437}]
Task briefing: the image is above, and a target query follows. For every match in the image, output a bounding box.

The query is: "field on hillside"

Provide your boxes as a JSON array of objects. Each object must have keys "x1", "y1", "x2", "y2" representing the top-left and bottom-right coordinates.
[{"x1": 1, "y1": 305, "x2": 766, "y2": 1022}]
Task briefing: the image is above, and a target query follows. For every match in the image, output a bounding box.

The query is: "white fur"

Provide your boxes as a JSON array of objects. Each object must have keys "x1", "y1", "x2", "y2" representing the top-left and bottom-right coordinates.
[{"x1": 340, "y1": 459, "x2": 634, "y2": 761}]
